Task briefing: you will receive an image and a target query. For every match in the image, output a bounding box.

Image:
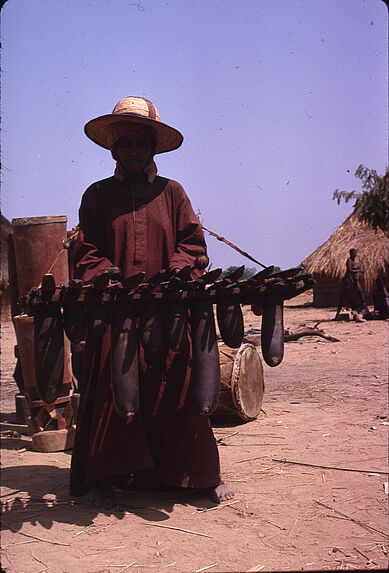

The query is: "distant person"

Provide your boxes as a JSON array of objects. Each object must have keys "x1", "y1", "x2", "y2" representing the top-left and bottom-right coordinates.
[
  {"x1": 335, "y1": 248, "x2": 366, "y2": 320},
  {"x1": 372, "y1": 276, "x2": 389, "y2": 319},
  {"x1": 345, "y1": 248, "x2": 366, "y2": 304}
]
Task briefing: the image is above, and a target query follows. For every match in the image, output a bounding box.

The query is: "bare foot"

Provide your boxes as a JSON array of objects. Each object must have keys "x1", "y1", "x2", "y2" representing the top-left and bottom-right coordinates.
[
  {"x1": 82, "y1": 484, "x2": 116, "y2": 508},
  {"x1": 207, "y1": 483, "x2": 234, "y2": 504}
]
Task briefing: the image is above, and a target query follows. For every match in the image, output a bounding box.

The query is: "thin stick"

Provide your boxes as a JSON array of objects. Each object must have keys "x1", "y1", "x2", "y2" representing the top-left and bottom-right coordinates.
[
  {"x1": 236, "y1": 456, "x2": 263, "y2": 464},
  {"x1": 289, "y1": 517, "x2": 299, "y2": 537},
  {"x1": 2, "y1": 519, "x2": 70, "y2": 546},
  {"x1": 235, "y1": 433, "x2": 285, "y2": 438},
  {"x1": 376, "y1": 499, "x2": 389, "y2": 514},
  {"x1": 264, "y1": 531, "x2": 283, "y2": 542},
  {"x1": 143, "y1": 523, "x2": 212, "y2": 538},
  {"x1": 85, "y1": 546, "x2": 127, "y2": 556},
  {"x1": 30, "y1": 552, "x2": 48, "y2": 567},
  {"x1": 45, "y1": 248, "x2": 67, "y2": 276},
  {"x1": 284, "y1": 327, "x2": 340, "y2": 342},
  {"x1": 314, "y1": 500, "x2": 389, "y2": 538},
  {"x1": 207, "y1": 499, "x2": 240, "y2": 511},
  {"x1": 195, "y1": 564, "x2": 217, "y2": 572},
  {"x1": 192, "y1": 500, "x2": 241, "y2": 513},
  {"x1": 265, "y1": 519, "x2": 287, "y2": 530},
  {"x1": 353, "y1": 546, "x2": 376, "y2": 563},
  {"x1": 202, "y1": 225, "x2": 268, "y2": 268},
  {"x1": 1, "y1": 540, "x2": 37, "y2": 548},
  {"x1": 227, "y1": 443, "x2": 284, "y2": 448},
  {"x1": 118, "y1": 561, "x2": 136, "y2": 573},
  {"x1": 224, "y1": 431, "x2": 239, "y2": 440},
  {"x1": 273, "y1": 458, "x2": 389, "y2": 475}
]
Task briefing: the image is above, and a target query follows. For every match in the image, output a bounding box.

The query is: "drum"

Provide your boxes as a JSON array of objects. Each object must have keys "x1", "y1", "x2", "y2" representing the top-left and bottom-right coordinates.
[
  {"x1": 213, "y1": 341, "x2": 264, "y2": 422},
  {"x1": 11, "y1": 216, "x2": 74, "y2": 450},
  {"x1": 12, "y1": 215, "x2": 70, "y2": 295}
]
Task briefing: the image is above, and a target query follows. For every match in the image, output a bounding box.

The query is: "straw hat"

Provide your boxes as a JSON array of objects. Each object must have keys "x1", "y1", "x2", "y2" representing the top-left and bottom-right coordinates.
[{"x1": 84, "y1": 96, "x2": 183, "y2": 154}]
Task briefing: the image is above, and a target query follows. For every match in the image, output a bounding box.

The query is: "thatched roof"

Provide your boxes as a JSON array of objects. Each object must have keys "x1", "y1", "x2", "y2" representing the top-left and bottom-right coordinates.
[
  {"x1": 301, "y1": 213, "x2": 388, "y2": 292},
  {"x1": 1, "y1": 214, "x2": 12, "y2": 286}
]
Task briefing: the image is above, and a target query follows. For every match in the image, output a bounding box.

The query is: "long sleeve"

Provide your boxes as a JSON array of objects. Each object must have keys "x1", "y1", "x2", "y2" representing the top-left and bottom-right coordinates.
[
  {"x1": 72, "y1": 176, "x2": 208, "y2": 283},
  {"x1": 72, "y1": 185, "x2": 115, "y2": 283},
  {"x1": 168, "y1": 183, "x2": 207, "y2": 278}
]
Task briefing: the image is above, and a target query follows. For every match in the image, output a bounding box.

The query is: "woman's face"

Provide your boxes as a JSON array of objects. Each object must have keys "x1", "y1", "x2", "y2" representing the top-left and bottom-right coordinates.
[{"x1": 113, "y1": 132, "x2": 154, "y2": 174}]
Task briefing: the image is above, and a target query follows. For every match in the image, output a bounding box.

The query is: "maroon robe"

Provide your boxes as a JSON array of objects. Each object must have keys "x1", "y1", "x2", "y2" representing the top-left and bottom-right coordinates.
[{"x1": 69, "y1": 174, "x2": 222, "y2": 496}]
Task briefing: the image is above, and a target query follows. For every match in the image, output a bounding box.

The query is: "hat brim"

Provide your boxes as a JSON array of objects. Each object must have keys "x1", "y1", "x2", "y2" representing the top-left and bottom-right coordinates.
[{"x1": 84, "y1": 114, "x2": 183, "y2": 154}]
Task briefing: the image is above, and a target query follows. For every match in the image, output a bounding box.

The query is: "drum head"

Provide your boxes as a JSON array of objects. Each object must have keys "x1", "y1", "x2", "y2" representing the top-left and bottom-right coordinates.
[{"x1": 230, "y1": 343, "x2": 264, "y2": 421}]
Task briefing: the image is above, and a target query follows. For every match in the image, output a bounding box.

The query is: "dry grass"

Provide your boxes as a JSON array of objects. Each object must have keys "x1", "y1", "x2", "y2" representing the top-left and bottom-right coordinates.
[{"x1": 301, "y1": 212, "x2": 388, "y2": 293}]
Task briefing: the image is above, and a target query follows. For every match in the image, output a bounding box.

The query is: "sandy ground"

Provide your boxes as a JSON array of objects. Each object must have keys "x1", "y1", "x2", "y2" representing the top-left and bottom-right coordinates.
[{"x1": 1, "y1": 293, "x2": 388, "y2": 573}]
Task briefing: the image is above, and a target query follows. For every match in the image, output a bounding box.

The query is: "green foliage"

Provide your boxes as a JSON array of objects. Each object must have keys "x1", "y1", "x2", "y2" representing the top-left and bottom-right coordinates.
[{"x1": 333, "y1": 164, "x2": 389, "y2": 235}]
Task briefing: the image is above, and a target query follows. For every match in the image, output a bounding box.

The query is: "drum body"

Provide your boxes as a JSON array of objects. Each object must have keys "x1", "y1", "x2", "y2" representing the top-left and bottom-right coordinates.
[
  {"x1": 12, "y1": 215, "x2": 69, "y2": 295},
  {"x1": 213, "y1": 342, "x2": 264, "y2": 422},
  {"x1": 11, "y1": 217, "x2": 74, "y2": 444}
]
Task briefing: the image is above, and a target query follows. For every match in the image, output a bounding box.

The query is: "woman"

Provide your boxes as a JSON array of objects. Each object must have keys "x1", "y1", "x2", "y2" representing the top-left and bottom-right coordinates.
[{"x1": 69, "y1": 96, "x2": 233, "y2": 505}]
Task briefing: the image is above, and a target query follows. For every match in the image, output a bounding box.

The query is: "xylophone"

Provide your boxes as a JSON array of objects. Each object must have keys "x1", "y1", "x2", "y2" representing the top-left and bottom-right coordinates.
[{"x1": 18, "y1": 264, "x2": 313, "y2": 419}]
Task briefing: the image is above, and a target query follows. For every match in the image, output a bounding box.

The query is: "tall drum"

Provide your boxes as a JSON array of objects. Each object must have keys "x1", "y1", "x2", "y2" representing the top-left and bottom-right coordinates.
[
  {"x1": 11, "y1": 216, "x2": 74, "y2": 451},
  {"x1": 12, "y1": 216, "x2": 70, "y2": 294},
  {"x1": 213, "y1": 342, "x2": 264, "y2": 422}
]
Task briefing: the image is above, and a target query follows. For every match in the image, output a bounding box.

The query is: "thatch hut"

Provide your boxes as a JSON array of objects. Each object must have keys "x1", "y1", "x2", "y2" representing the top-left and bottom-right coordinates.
[
  {"x1": 301, "y1": 213, "x2": 389, "y2": 307},
  {"x1": 1, "y1": 215, "x2": 12, "y2": 310}
]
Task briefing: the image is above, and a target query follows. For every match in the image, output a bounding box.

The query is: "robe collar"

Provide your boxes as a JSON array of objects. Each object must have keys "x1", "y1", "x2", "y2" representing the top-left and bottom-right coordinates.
[{"x1": 114, "y1": 158, "x2": 157, "y2": 185}]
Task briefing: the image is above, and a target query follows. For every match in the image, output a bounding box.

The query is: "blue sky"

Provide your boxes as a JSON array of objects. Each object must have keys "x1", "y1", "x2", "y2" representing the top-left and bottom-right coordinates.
[{"x1": 1, "y1": 0, "x2": 387, "y2": 271}]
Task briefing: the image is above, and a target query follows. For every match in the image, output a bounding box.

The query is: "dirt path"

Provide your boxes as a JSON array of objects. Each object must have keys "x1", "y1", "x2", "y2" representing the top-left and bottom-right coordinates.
[{"x1": 1, "y1": 295, "x2": 388, "y2": 573}]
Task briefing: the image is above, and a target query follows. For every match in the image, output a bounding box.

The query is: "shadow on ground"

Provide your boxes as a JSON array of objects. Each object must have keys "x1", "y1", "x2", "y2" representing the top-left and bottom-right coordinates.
[{"x1": 1, "y1": 464, "x2": 218, "y2": 534}]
